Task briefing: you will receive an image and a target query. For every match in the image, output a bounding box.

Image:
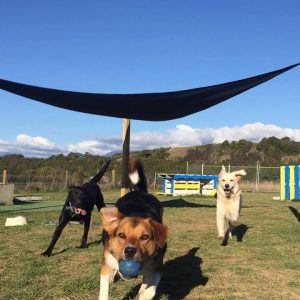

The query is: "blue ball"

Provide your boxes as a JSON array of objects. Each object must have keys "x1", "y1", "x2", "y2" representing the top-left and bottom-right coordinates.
[{"x1": 119, "y1": 259, "x2": 142, "y2": 279}]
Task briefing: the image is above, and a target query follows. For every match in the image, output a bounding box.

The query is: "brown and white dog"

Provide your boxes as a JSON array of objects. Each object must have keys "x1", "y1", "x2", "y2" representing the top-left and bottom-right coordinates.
[
  {"x1": 99, "y1": 160, "x2": 168, "y2": 300},
  {"x1": 216, "y1": 165, "x2": 246, "y2": 240}
]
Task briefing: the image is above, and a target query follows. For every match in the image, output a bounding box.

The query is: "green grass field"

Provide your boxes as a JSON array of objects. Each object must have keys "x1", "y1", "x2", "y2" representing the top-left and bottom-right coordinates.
[{"x1": 0, "y1": 191, "x2": 299, "y2": 299}]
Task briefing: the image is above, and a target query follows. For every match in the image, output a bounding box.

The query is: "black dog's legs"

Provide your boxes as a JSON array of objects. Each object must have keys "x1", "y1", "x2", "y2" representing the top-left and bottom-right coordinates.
[
  {"x1": 41, "y1": 219, "x2": 68, "y2": 256},
  {"x1": 95, "y1": 192, "x2": 105, "y2": 211},
  {"x1": 80, "y1": 216, "x2": 91, "y2": 248}
]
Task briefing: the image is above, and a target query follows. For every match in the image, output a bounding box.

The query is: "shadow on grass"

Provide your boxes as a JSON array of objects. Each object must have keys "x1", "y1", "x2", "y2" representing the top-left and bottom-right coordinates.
[
  {"x1": 43, "y1": 236, "x2": 103, "y2": 257},
  {"x1": 242, "y1": 205, "x2": 269, "y2": 209},
  {"x1": 87, "y1": 237, "x2": 103, "y2": 246},
  {"x1": 13, "y1": 198, "x2": 42, "y2": 205},
  {"x1": 123, "y1": 247, "x2": 208, "y2": 300},
  {"x1": 221, "y1": 224, "x2": 250, "y2": 246},
  {"x1": 162, "y1": 198, "x2": 215, "y2": 208},
  {"x1": 49, "y1": 247, "x2": 73, "y2": 256},
  {"x1": 288, "y1": 206, "x2": 300, "y2": 222}
]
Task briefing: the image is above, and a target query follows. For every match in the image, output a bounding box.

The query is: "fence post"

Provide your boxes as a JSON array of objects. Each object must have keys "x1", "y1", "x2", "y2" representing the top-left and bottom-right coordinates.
[
  {"x1": 153, "y1": 173, "x2": 157, "y2": 190},
  {"x1": 112, "y1": 169, "x2": 116, "y2": 187},
  {"x1": 228, "y1": 164, "x2": 231, "y2": 172},
  {"x1": 65, "y1": 170, "x2": 68, "y2": 188},
  {"x1": 3, "y1": 170, "x2": 7, "y2": 184},
  {"x1": 186, "y1": 161, "x2": 189, "y2": 174},
  {"x1": 201, "y1": 164, "x2": 204, "y2": 175},
  {"x1": 255, "y1": 162, "x2": 260, "y2": 192}
]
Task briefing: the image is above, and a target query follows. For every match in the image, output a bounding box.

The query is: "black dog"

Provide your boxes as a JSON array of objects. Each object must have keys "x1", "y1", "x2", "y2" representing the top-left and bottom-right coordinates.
[{"x1": 42, "y1": 160, "x2": 110, "y2": 256}]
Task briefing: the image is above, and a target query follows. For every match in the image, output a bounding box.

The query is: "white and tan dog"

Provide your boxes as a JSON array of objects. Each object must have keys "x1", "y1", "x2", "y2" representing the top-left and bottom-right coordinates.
[
  {"x1": 216, "y1": 165, "x2": 246, "y2": 240},
  {"x1": 99, "y1": 160, "x2": 168, "y2": 300}
]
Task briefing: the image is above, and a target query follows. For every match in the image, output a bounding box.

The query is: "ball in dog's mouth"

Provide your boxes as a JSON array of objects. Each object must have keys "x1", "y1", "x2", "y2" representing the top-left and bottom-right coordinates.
[{"x1": 119, "y1": 259, "x2": 142, "y2": 279}]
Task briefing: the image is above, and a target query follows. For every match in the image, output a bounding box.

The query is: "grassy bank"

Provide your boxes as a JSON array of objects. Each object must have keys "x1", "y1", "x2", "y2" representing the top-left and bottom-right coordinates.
[{"x1": 0, "y1": 191, "x2": 299, "y2": 299}]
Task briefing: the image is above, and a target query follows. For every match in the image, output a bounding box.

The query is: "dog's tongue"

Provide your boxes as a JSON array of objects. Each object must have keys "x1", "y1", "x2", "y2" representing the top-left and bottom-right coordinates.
[
  {"x1": 80, "y1": 209, "x2": 87, "y2": 215},
  {"x1": 75, "y1": 208, "x2": 87, "y2": 215},
  {"x1": 224, "y1": 189, "x2": 232, "y2": 197}
]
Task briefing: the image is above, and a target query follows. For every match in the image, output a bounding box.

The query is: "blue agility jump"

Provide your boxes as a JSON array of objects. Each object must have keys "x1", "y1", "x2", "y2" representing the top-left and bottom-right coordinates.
[
  {"x1": 159, "y1": 174, "x2": 218, "y2": 196},
  {"x1": 280, "y1": 165, "x2": 300, "y2": 201}
]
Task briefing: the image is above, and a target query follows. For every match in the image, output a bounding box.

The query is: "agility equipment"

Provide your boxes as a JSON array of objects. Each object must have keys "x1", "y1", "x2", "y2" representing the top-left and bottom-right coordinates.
[
  {"x1": 5, "y1": 216, "x2": 28, "y2": 226},
  {"x1": 159, "y1": 174, "x2": 217, "y2": 196},
  {"x1": 280, "y1": 165, "x2": 300, "y2": 201}
]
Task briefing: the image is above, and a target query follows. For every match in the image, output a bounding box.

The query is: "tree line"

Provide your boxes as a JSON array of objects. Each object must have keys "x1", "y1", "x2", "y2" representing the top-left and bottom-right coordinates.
[{"x1": 1, "y1": 137, "x2": 300, "y2": 192}]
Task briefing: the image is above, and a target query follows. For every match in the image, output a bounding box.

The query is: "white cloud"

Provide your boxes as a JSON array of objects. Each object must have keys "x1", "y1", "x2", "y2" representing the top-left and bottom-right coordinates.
[
  {"x1": 67, "y1": 122, "x2": 300, "y2": 155},
  {"x1": 16, "y1": 134, "x2": 56, "y2": 148},
  {"x1": 0, "y1": 134, "x2": 63, "y2": 158},
  {"x1": 68, "y1": 137, "x2": 122, "y2": 155},
  {"x1": 1, "y1": 123, "x2": 300, "y2": 158}
]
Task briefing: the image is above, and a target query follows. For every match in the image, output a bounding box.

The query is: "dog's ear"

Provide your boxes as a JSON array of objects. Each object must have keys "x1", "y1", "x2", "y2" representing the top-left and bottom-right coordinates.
[
  {"x1": 233, "y1": 169, "x2": 247, "y2": 181},
  {"x1": 218, "y1": 165, "x2": 226, "y2": 179},
  {"x1": 100, "y1": 207, "x2": 123, "y2": 234},
  {"x1": 149, "y1": 219, "x2": 168, "y2": 249}
]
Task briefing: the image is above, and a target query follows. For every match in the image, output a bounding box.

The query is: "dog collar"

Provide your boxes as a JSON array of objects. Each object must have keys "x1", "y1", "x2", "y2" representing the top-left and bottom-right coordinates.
[{"x1": 66, "y1": 201, "x2": 80, "y2": 217}]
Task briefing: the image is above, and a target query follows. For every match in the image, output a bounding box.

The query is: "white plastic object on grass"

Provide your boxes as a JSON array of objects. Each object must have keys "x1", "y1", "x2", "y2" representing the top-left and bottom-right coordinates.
[{"x1": 5, "y1": 216, "x2": 28, "y2": 226}]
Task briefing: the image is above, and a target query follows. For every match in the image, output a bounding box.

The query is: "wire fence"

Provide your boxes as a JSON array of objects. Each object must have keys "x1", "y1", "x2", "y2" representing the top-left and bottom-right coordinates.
[
  {"x1": 186, "y1": 163, "x2": 280, "y2": 193},
  {"x1": 1, "y1": 171, "x2": 118, "y2": 193},
  {"x1": 1, "y1": 163, "x2": 281, "y2": 193}
]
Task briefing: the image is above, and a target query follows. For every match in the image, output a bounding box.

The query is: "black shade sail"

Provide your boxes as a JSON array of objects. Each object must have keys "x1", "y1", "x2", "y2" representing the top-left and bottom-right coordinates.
[{"x1": 0, "y1": 63, "x2": 298, "y2": 121}]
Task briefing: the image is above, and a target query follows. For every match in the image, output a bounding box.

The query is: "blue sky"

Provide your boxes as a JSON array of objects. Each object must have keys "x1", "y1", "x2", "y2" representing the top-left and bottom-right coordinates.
[{"x1": 0, "y1": 1, "x2": 299, "y2": 157}]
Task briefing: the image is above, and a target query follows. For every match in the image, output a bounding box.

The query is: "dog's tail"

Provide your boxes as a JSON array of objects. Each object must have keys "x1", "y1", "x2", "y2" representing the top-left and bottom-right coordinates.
[
  {"x1": 128, "y1": 159, "x2": 148, "y2": 192},
  {"x1": 90, "y1": 160, "x2": 111, "y2": 183}
]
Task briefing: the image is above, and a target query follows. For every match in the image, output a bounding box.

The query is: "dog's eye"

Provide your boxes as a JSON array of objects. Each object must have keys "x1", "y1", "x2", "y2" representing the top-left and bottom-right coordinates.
[
  {"x1": 222, "y1": 179, "x2": 225, "y2": 182},
  {"x1": 230, "y1": 179, "x2": 234, "y2": 182},
  {"x1": 117, "y1": 233, "x2": 126, "y2": 239},
  {"x1": 140, "y1": 234, "x2": 150, "y2": 240}
]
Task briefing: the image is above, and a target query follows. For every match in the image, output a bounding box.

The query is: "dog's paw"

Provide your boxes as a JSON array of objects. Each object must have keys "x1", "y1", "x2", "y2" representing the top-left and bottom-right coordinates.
[
  {"x1": 231, "y1": 221, "x2": 239, "y2": 226},
  {"x1": 41, "y1": 251, "x2": 51, "y2": 257},
  {"x1": 79, "y1": 243, "x2": 88, "y2": 249},
  {"x1": 109, "y1": 270, "x2": 118, "y2": 283},
  {"x1": 138, "y1": 287, "x2": 156, "y2": 300},
  {"x1": 218, "y1": 236, "x2": 224, "y2": 240}
]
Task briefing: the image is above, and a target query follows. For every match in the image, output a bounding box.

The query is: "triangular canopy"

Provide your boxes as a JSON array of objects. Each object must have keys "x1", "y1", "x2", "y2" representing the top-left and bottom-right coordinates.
[{"x1": 0, "y1": 64, "x2": 298, "y2": 121}]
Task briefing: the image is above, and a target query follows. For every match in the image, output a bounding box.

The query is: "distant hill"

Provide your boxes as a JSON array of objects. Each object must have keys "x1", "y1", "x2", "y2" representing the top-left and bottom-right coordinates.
[
  {"x1": 104, "y1": 150, "x2": 122, "y2": 157},
  {"x1": 1, "y1": 137, "x2": 300, "y2": 191},
  {"x1": 167, "y1": 146, "x2": 192, "y2": 159}
]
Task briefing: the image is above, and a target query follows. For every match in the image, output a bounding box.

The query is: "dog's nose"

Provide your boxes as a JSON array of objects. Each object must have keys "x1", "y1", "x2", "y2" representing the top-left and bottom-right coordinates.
[
  {"x1": 124, "y1": 246, "x2": 137, "y2": 258},
  {"x1": 225, "y1": 184, "x2": 230, "y2": 189}
]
